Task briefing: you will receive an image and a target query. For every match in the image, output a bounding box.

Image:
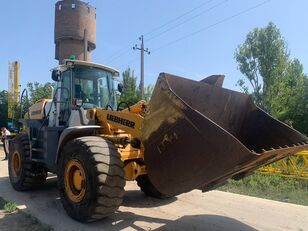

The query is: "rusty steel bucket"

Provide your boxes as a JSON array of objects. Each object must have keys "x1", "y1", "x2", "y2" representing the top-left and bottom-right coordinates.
[{"x1": 141, "y1": 73, "x2": 308, "y2": 196}]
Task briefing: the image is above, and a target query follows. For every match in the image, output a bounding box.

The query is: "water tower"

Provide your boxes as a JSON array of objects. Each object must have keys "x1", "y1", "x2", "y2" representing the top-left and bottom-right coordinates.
[{"x1": 54, "y1": 0, "x2": 96, "y2": 64}]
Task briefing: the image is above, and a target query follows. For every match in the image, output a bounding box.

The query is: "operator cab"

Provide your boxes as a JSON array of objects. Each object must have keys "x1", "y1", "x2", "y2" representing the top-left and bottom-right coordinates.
[{"x1": 50, "y1": 59, "x2": 120, "y2": 127}]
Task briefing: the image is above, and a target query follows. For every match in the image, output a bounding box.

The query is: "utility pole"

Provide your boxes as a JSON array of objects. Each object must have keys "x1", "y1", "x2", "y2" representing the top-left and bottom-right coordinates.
[{"x1": 133, "y1": 35, "x2": 150, "y2": 100}]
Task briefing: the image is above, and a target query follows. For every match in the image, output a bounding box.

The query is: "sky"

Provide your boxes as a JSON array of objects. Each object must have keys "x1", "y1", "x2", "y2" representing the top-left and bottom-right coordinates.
[{"x1": 0, "y1": 0, "x2": 307, "y2": 92}]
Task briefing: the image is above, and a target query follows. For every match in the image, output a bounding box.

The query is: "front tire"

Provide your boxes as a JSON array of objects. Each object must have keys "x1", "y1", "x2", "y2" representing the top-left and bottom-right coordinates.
[
  {"x1": 136, "y1": 174, "x2": 170, "y2": 199},
  {"x1": 58, "y1": 136, "x2": 125, "y2": 222},
  {"x1": 8, "y1": 134, "x2": 47, "y2": 191}
]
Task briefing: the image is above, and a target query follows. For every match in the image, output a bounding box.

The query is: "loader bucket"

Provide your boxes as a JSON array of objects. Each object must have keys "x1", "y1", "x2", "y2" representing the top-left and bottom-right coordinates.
[{"x1": 141, "y1": 73, "x2": 308, "y2": 196}]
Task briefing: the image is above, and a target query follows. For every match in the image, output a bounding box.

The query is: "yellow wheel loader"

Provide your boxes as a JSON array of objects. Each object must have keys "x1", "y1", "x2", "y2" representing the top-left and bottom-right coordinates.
[{"x1": 8, "y1": 59, "x2": 308, "y2": 222}]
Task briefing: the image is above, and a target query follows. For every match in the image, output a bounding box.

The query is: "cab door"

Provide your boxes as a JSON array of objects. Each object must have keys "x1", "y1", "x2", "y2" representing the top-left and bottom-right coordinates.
[{"x1": 56, "y1": 70, "x2": 72, "y2": 126}]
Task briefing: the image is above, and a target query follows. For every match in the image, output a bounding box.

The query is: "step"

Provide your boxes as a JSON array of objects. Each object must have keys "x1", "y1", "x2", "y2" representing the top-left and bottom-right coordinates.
[{"x1": 31, "y1": 148, "x2": 45, "y2": 153}]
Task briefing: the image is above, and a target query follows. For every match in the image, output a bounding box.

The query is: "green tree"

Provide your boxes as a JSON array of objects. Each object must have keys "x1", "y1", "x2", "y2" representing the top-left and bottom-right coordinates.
[
  {"x1": 0, "y1": 91, "x2": 8, "y2": 127},
  {"x1": 269, "y1": 59, "x2": 308, "y2": 134},
  {"x1": 144, "y1": 84, "x2": 154, "y2": 101},
  {"x1": 0, "y1": 90, "x2": 29, "y2": 128},
  {"x1": 235, "y1": 22, "x2": 288, "y2": 108},
  {"x1": 27, "y1": 82, "x2": 54, "y2": 105},
  {"x1": 118, "y1": 68, "x2": 155, "y2": 107},
  {"x1": 119, "y1": 68, "x2": 140, "y2": 105},
  {"x1": 235, "y1": 22, "x2": 308, "y2": 135}
]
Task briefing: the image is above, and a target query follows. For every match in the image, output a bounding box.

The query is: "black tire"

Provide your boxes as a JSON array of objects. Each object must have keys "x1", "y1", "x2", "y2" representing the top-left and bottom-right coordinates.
[
  {"x1": 136, "y1": 174, "x2": 170, "y2": 199},
  {"x1": 57, "y1": 136, "x2": 125, "y2": 222},
  {"x1": 8, "y1": 134, "x2": 47, "y2": 191}
]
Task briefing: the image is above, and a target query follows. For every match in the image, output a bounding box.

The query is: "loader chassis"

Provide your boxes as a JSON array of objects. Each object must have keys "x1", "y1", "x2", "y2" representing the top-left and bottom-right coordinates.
[
  {"x1": 8, "y1": 59, "x2": 308, "y2": 222},
  {"x1": 8, "y1": 60, "x2": 152, "y2": 222}
]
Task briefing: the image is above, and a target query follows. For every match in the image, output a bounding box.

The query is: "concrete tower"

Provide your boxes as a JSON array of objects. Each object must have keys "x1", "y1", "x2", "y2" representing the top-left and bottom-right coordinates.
[{"x1": 54, "y1": 0, "x2": 96, "y2": 64}]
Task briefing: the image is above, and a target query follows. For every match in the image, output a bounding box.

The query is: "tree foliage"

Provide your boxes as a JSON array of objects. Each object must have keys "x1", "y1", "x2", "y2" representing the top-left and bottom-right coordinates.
[
  {"x1": 119, "y1": 68, "x2": 154, "y2": 105},
  {"x1": 27, "y1": 82, "x2": 54, "y2": 105},
  {"x1": 120, "y1": 68, "x2": 140, "y2": 104},
  {"x1": 0, "y1": 91, "x2": 8, "y2": 127},
  {"x1": 0, "y1": 91, "x2": 22, "y2": 128},
  {"x1": 269, "y1": 59, "x2": 308, "y2": 134},
  {"x1": 144, "y1": 84, "x2": 154, "y2": 102},
  {"x1": 235, "y1": 22, "x2": 308, "y2": 135},
  {"x1": 235, "y1": 22, "x2": 289, "y2": 108}
]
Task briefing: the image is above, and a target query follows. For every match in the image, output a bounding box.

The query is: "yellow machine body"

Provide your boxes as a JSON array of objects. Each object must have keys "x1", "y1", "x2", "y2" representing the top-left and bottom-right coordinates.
[
  {"x1": 28, "y1": 99, "x2": 51, "y2": 119},
  {"x1": 87, "y1": 100, "x2": 147, "y2": 180}
]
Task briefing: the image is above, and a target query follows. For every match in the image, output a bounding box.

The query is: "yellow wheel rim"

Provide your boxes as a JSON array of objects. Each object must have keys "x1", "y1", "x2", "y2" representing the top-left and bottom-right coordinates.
[
  {"x1": 64, "y1": 159, "x2": 86, "y2": 202},
  {"x1": 12, "y1": 151, "x2": 21, "y2": 177}
]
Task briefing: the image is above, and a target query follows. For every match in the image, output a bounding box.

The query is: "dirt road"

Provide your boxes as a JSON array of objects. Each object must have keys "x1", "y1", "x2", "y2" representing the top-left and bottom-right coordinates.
[{"x1": 0, "y1": 146, "x2": 307, "y2": 231}]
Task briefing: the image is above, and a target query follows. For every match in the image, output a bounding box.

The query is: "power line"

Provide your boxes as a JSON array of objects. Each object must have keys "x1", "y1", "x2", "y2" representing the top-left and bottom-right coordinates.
[
  {"x1": 144, "y1": 0, "x2": 215, "y2": 37},
  {"x1": 147, "y1": 0, "x2": 228, "y2": 42},
  {"x1": 105, "y1": 47, "x2": 133, "y2": 64},
  {"x1": 104, "y1": 0, "x2": 218, "y2": 64},
  {"x1": 151, "y1": 0, "x2": 270, "y2": 53},
  {"x1": 104, "y1": 38, "x2": 138, "y2": 63},
  {"x1": 118, "y1": 56, "x2": 139, "y2": 71}
]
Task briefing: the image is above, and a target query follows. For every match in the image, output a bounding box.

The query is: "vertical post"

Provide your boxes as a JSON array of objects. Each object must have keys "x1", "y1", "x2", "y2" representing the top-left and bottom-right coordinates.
[
  {"x1": 140, "y1": 35, "x2": 145, "y2": 100},
  {"x1": 13, "y1": 61, "x2": 20, "y2": 128},
  {"x1": 7, "y1": 62, "x2": 13, "y2": 120},
  {"x1": 13, "y1": 61, "x2": 19, "y2": 103},
  {"x1": 133, "y1": 35, "x2": 150, "y2": 100},
  {"x1": 84, "y1": 29, "x2": 88, "y2": 61}
]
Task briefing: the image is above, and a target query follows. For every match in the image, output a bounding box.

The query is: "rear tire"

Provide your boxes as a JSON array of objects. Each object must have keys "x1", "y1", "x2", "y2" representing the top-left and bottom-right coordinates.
[
  {"x1": 57, "y1": 136, "x2": 125, "y2": 222},
  {"x1": 8, "y1": 134, "x2": 47, "y2": 191},
  {"x1": 136, "y1": 174, "x2": 170, "y2": 199}
]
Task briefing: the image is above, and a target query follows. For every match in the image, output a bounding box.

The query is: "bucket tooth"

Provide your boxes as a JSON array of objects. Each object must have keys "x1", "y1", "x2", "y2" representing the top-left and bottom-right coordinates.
[{"x1": 142, "y1": 73, "x2": 308, "y2": 196}]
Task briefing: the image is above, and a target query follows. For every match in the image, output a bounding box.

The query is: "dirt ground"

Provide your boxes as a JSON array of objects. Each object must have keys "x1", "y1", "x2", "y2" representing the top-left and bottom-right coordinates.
[
  {"x1": 0, "y1": 144, "x2": 308, "y2": 231},
  {"x1": 0, "y1": 196, "x2": 50, "y2": 231},
  {"x1": 0, "y1": 144, "x2": 51, "y2": 231}
]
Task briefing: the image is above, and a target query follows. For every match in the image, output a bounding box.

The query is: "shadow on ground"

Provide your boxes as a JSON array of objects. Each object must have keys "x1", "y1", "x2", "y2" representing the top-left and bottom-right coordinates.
[
  {"x1": 0, "y1": 197, "x2": 51, "y2": 231},
  {"x1": 92, "y1": 212, "x2": 257, "y2": 231},
  {"x1": 0, "y1": 166, "x2": 257, "y2": 231},
  {"x1": 122, "y1": 190, "x2": 177, "y2": 208}
]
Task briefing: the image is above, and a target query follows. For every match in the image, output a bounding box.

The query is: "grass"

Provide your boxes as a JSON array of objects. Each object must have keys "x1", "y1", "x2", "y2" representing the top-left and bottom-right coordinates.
[
  {"x1": 0, "y1": 197, "x2": 53, "y2": 230},
  {"x1": 0, "y1": 198, "x2": 17, "y2": 213},
  {"x1": 3, "y1": 201, "x2": 17, "y2": 213},
  {"x1": 218, "y1": 173, "x2": 308, "y2": 206}
]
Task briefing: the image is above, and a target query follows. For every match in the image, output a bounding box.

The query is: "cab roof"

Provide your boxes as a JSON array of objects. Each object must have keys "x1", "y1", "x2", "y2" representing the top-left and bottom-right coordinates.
[{"x1": 52, "y1": 59, "x2": 120, "y2": 77}]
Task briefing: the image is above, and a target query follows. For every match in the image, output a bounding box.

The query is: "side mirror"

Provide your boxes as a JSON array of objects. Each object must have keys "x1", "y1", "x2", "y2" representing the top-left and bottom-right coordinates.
[
  {"x1": 117, "y1": 83, "x2": 124, "y2": 93},
  {"x1": 52, "y1": 70, "x2": 62, "y2": 82}
]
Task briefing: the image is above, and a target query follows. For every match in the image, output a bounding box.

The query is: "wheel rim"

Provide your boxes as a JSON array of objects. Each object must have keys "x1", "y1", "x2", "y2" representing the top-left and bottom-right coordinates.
[
  {"x1": 64, "y1": 159, "x2": 86, "y2": 202},
  {"x1": 12, "y1": 151, "x2": 21, "y2": 177}
]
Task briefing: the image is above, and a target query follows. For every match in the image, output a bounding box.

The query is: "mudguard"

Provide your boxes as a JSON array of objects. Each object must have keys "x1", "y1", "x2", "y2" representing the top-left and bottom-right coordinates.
[{"x1": 56, "y1": 125, "x2": 101, "y2": 163}]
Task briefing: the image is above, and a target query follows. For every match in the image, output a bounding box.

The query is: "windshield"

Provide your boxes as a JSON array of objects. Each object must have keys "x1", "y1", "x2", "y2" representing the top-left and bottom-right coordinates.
[{"x1": 72, "y1": 65, "x2": 116, "y2": 109}]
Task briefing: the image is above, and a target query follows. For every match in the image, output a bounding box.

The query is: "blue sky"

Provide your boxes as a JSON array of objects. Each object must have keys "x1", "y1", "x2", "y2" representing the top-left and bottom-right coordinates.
[{"x1": 0, "y1": 0, "x2": 307, "y2": 92}]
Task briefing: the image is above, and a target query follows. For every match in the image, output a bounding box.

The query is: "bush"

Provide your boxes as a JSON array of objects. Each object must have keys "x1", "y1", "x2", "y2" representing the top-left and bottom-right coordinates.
[{"x1": 219, "y1": 173, "x2": 308, "y2": 205}]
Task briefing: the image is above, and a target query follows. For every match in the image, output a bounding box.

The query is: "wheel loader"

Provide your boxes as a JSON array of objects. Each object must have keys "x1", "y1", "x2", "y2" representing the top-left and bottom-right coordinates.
[{"x1": 8, "y1": 59, "x2": 308, "y2": 222}]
